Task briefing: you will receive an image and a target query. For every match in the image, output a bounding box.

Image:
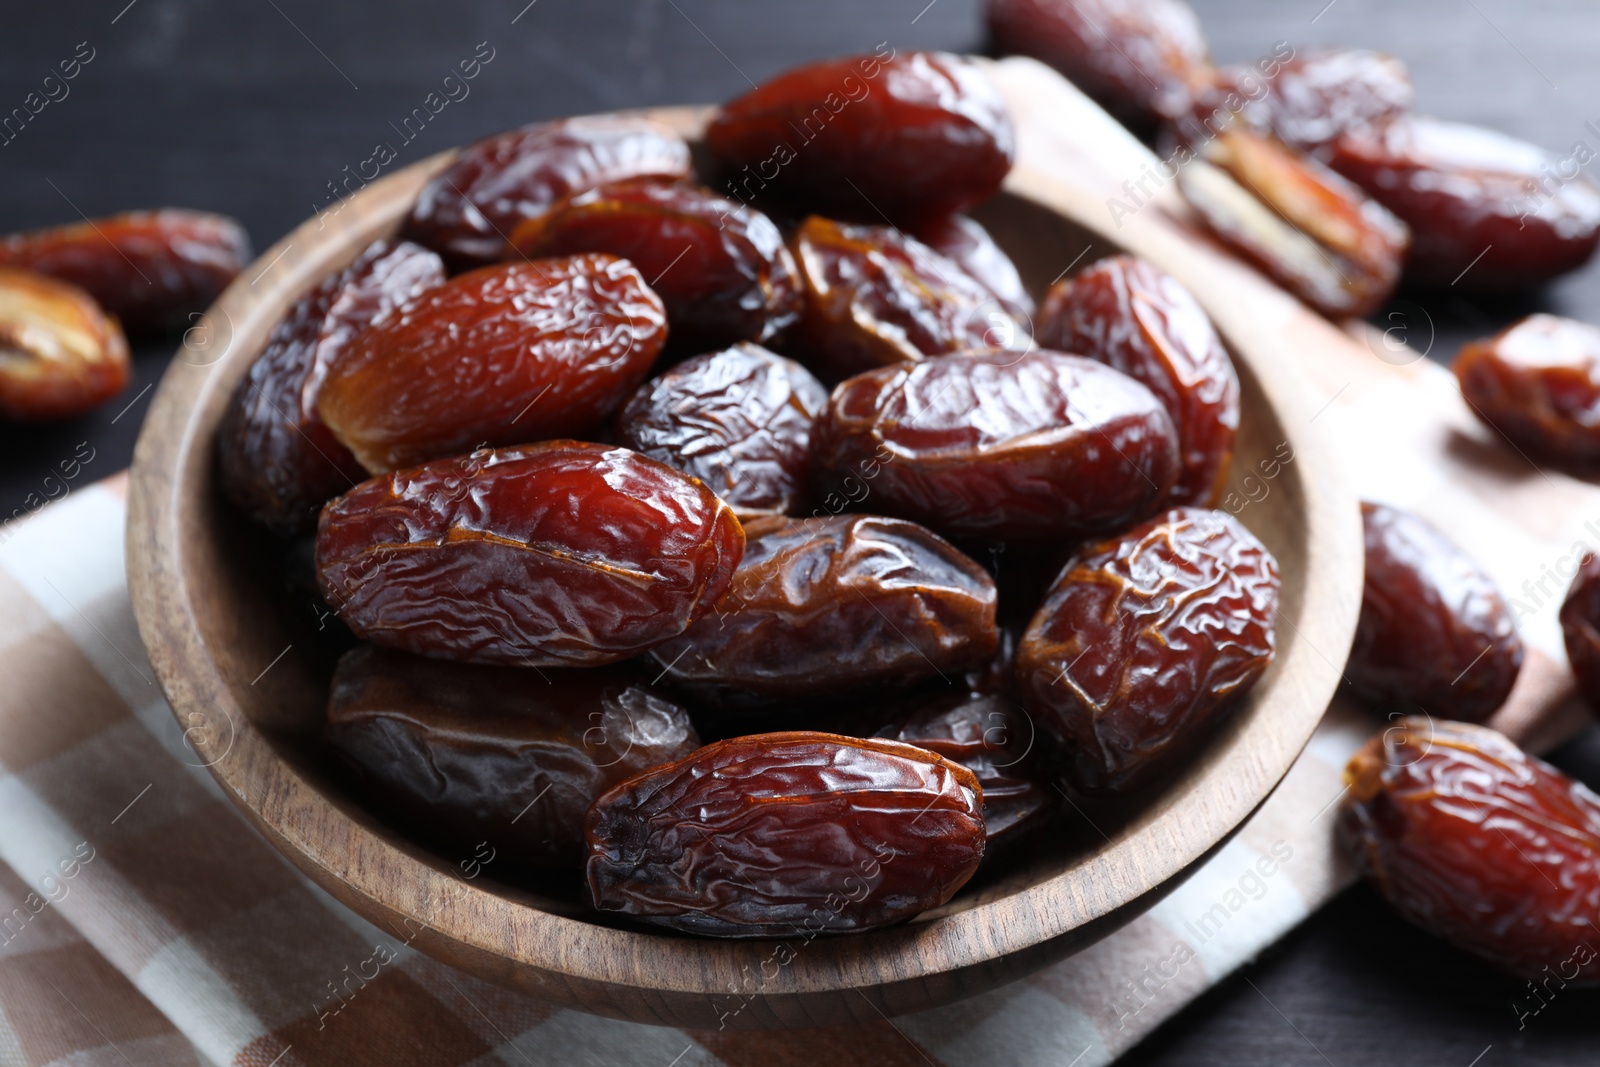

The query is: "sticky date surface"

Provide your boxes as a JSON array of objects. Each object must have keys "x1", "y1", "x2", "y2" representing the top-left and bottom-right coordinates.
[
  {"x1": 0, "y1": 268, "x2": 129, "y2": 421},
  {"x1": 1561, "y1": 554, "x2": 1600, "y2": 720},
  {"x1": 1454, "y1": 314, "x2": 1600, "y2": 465}
]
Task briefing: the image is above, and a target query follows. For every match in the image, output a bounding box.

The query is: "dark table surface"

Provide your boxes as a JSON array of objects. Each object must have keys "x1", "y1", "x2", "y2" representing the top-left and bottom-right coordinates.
[{"x1": 4, "y1": 1, "x2": 1599, "y2": 1063}]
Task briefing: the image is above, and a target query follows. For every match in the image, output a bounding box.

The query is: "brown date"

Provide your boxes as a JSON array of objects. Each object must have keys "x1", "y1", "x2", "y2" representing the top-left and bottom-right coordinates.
[
  {"x1": 814, "y1": 350, "x2": 1180, "y2": 543},
  {"x1": 1561, "y1": 554, "x2": 1600, "y2": 720},
  {"x1": 0, "y1": 268, "x2": 129, "y2": 421},
  {"x1": 317, "y1": 254, "x2": 666, "y2": 473},
  {"x1": 1347, "y1": 502, "x2": 1521, "y2": 722},
  {"x1": 510, "y1": 179, "x2": 802, "y2": 353},
  {"x1": 787, "y1": 217, "x2": 1027, "y2": 382},
  {"x1": 326, "y1": 645, "x2": 699, "y2": 870},
  {"x1": 1176, "y1": 127, "x2": 1407, "y2": 318},
  {"x1": 913, "y1": 213, "x2": 1035, "y2": 321},
  {"x1": 1339, "y1": 718, "x2": 1600, "y2": 985},
  {"x1": 986, "y1": 0, "x2": 1212, "y2": 131},
  {"x1": 315, "y1": 442, "x2": 743, "y2": 667},
  {"x1": 613, "y1": 343, "x2": 827, "y2": 516},
  {"x1": 1208, "y1": 48, "x2": 1414, "y2": 153},
  {"x1": 0, "y1": 209, "x2": 250, "y2": 334},
  {"x1": 706, "y1": 50, "x2": 1015, "y2": 225},
  {"x1": 401, "y1": 115, "x2": 692, "y2": 269},
  {"x1": 1037, "y1": 254, "x2": 1239, "y2": 507},
  {"x1": 216, "y1": 240, "x2": 446, "y2": 535},
  {"x1": 648, "y1": 514, "x2": 998, "y2": 712},
  {"x1": 1454, "y1": 314, "x2": 1600, "y2": 465},
  {"x1": 1016, "y1": 507, "x2": 1280, "y2": 794},
  {"x1": 1328, "y1": 116, "x2": 1600, "y2": 291},
  {"x1": 585, "y1": 731, "x2": 985, "y2": 937}
]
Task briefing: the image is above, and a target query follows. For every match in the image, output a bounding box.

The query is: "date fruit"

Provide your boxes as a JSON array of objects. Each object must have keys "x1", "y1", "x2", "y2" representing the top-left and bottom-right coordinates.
[
  {"x1": 1016, "y1": 507, "x2": 1280, "y2": 794},
  {"x1": 315, "y1": 442, "x2": 743, "y2": 667},
  {"x1": 0, "y1": 209, "x2": 250, "y2": 334},
  {"x1": 648, "y1": 514, "x2": 998, "y2": 710},
  {"x1": 511, "y1": 179, "x2": 802, "y2": 353},
  {"x1": 216, "y1": 240, "x2": 446, "y2": 534},
  {"x1": 585, "y1": 731, "x2": 985, "y2": 937},
  {"x1": 1329, "y1": 116, "x2": 1600, "y2": 291},
  {"x1": 1340, "y1": 718, "x2": 1600, "y2": 985},
  {"x1": 815, "y1": 350, "x2": 1180, "y2": 542},
  {"x1": 402, "y1": 115, "x2": 692, "y2": 268},
  {"x1": 0, "y1": 268, "x2": 129, "y2": 421},
  {"x1": 318, "y1": 254, "x2": 666, "y2": 472},
  {"x1": 1177, "y1": 127, "x2": 1407, "y2": 318},
  {"x1": 1212, "y1": 48, "x2": 1414, "y2": 153},
  {"x1": 987, "y1": 0, "x2": 1211, "y2": 131},
  {"x1": 1037, "y1": 254, "x2": 1239, "y2": 507},
  {"x1": 706, "y1": 50, "x2": 1015, "y2": 225},
  {"x1": 913, "y1": 213, "x2": 1035, "y2": 320},
  {"x1": 613, "y1": 343, "x2": 827, "y2": 516},
  {"x1": 1560, "y1": 554, "x2": 1600, "y2": 719},
  {"x1": 327, "y1": 645, "x2": 699, "y2": 868},
  {"x1": 1454, "y1": 314, "x2": 1600, "y2": 465},
  {"x1": 1348, "y1": 502, "x2": 1521, "y2": 722},
  {"x1": 788, "y1": 217, "x2": 1027, "y2": 381}
]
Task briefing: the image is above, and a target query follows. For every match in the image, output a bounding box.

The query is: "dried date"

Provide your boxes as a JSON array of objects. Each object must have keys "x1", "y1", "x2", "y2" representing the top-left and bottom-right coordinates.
[
  {"x1": 1454, "y1": 314, "x2": 1600, "y2": 465},
  {"x1": 913, "y1": 213, "x2": 1035, "y2": 321},
  {"x1": 0, "y1": 268, "x2": 129, "y2": 421},
  {"x1": 613, "y1": 343, "x2": 827, "y2": 516},
  {"x1": 814, "y1": 350, "x2": 1179, "y2": 542},
  {"x1": 216, "y1": 240, "x2": 445, "y2": 534},
  {"x1": 315, "y1": 442, "x2": 743, "y2": 667},
  {"x1": 1561, "y1": 554, "x2": 1600, "y2": 720},
  {"x1": 1347, "y1": 502, "x2": 1521, "y2": 722},
  {"x1": 1210, "y1": 48, "x2": 1414, "y2": 153},
  {"x1": 318, "y1": 254, "x2": 666, "y2": 472},
  {"x1": 1016, "y1": 507, "x2": 1280, "y2": 794},
  {"x1": 585, "y1": 731, "x2": 985, "y2": 937},
  {"x1": 1339, "y1": 718, "x2": 1600, "y2": 984},
  {"x1": 1037, "y1": 254, "x2": 1239, "y2": 507}
]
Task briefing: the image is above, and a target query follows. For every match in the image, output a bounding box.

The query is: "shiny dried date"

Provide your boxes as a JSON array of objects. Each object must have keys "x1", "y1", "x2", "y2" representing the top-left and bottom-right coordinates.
[
  {"x1": 0, "y1": 209, "x2": 250, "y2": 334},
  {"x1": 401, "y1": 115, "x2": 692, "y2": 268},
  {"x1": 0, "y1": 268, "x2": 129, "y2": 421},
  {"x1": 1348, "y1": 502, "x2": 1521, "y2": 722},
  {"x1": 585, "y1": 731, "x2": 985, "y2": 937},
  {"x1": 913, "y1": 213, "x2": 1035, "y2": 321},
  {"x1": 613, "y1": 343, "x2": 827, "y2": 516},
  {"x1": 1329, "y1": 116, "x2": 1600, "y2": 291},
  {"x1": 1016, "y1": 507, "x2": 1280, "y2": 794},
  {"x1": 1208, "y1": 47, "x2": 1414, "y2": 153},
  {"x1": 511, "y1": 179, "x2": 802, "y2": 353},
  {"x1": 706, "y1": 50, "x2": 1014, "y2": 225},
  {"x1": 815, "y1": 351, "x2": 1180, "y2": 542},
  {"x1": 1037, "y1": 254, "x2": 1239, "y2": 507},
  {"x1": 327, "y1": 645, "x2": 699, "y2": 869},
  {"x1": 1339, "y1": 718, "x2": 1600, "y2": 985},
  {"x1": 317, "y1": 254, "x2": 666, "y2": 473},
  {"x1": 1561, "y1": 554, "x2": 1600, "y2": 720},
  {"x1": 315, "y1": 442, "x2": 743, "y2": 667},
  {"x1": 788, "y1": 217, "x2": 1026, "y2": 382},
  {"x1": 648, "y1": 514, "x2": 998, "y2": 711},
  {"x1": 216, "y1": 240, "x2": 445, "y2": 535},
  {"x1": 1454, "y1": 314, "x2": 1600, "y2": 465}
]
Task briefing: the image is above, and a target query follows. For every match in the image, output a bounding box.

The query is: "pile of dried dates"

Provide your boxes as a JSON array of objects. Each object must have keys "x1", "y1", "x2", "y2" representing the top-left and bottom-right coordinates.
[{"x1": 216, "y1": 47, "x2": 1286, "y2": 939}]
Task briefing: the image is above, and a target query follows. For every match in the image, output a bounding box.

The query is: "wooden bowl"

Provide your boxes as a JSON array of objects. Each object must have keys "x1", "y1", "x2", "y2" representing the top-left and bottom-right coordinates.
[{"x1": 127, "y1": 105, "x2": 1362, "y2": 1029}]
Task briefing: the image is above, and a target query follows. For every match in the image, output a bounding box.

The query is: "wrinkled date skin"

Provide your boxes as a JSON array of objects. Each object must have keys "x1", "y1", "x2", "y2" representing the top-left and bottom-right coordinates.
[
  {"x1": 1455, "y1": 314, "x2": 1600, "y2": 465},
  {"x1": 707, "y1": 50, "x2": 1015, "y2": 225},
  {"x1": 788, "y1": 217, "x2": 1026, "y2": 382},
  {"x1": 1329, "y1": 116, "x2": 1600, "y2": 291},
  {"x1": 1177, "y1": 127, "x2": 1407, "y2": 318},
  {"x1": 1037, "y1": 255, "x2": 1239, "y2": 507},
  {"x1": 614, "y1": 343, "x2": 828, "y2": 516},
  {"x1": 1348, "y1": 502, "x2": 1522, "y2": 722},
  {"x1": 815, "y1": 351, "x2": 1180, "y2": 542},
  {"x1": 585, "y1": 731, "x2": 985, "y2": 937},
  {"x1": 318, "y1": 254, "x2": 666, "y2": 473},
  {"x1": 987, "y1": 0, "x2": 1211, "y2": 131},
  {"x1": 1560, "y1": 554, "x2": 1600, "y2": 720},
  {"x1": 1212, "y1": 48, "x2": 1414, "y2": 153},
  {"x1": 511, "y1": 179, "x2": 802, "y2": 353},
  {"x1": 315, "y1": 442, "x2": 743, "y2": 667},
  {"x1": 0, "y1": 209, "x2": 250, "y2": 334},
  {"x1": 1016, "y1": 507, "x2": 1280, "y2": 795},
  {"x1": 326, "y1": 645, "x2": 699, "y2": 870},
  {"x1": 0, "y1": 268, "x2": 129, "y2": 421},
  {"x1": 648, "y1": 514, "x2": 998, "y2": 711},
  {"x1": 913, "y1": 213, "x2": 1035, "y2": 321},
  {"x1": 1340, "y1": 718, "x2": 1600, "y2": 985},
  {"x1": 216, "y1": 240, "x2": 445, "y2": 534},
  {"x1": 402, "y1": 115, "x2": 692, "y2": 268}
]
